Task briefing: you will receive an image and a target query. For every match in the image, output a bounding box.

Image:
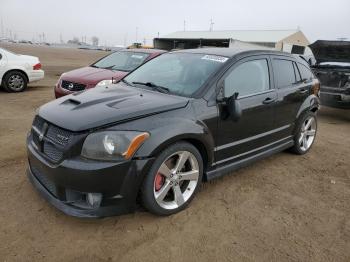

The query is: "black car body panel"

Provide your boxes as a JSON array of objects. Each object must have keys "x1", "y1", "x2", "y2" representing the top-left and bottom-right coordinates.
[
  {"x1": 27, "y1": 48, "x2": 320, "y2": 217},
  {"x1": 310, "y1": 40, "x2": 350, "y2": 109}
]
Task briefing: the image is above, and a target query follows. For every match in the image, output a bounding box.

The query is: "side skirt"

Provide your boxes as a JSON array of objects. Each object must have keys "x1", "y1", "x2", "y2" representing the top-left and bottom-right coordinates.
[{"x1": 205, "y1": 139, "x2": 294, "y2": 181}]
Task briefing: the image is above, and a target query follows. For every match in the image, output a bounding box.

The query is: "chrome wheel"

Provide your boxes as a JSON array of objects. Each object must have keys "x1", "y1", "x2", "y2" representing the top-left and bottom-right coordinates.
[
  {"x1": 8, "y1": 74, "x2": 24, "y2": 91},
  {"x1": 153, "y1": 151, "x2": 200, "y2": 210},
  {"x1": 298, "y1": 116, "x2": 317, "y2": 152}
]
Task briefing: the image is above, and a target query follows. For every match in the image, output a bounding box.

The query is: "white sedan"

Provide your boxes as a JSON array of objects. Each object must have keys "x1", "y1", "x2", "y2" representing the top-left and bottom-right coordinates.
[{"x1": 0, "y1": 47, "x2": 44, "y2": 92}]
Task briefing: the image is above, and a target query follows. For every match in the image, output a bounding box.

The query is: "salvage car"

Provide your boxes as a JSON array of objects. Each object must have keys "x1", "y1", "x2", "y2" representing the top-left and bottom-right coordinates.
[
  {"x1": 309, "y1": 40, "x2": 350, "y2": 109},
  {"x1": 54, "y1": 48, "x2": 166, "y2": 98},
  {"x1": 0, "y1": 47, "x2": 44, "y2": 92},
  {"x1": 27, "y1": 48, "x2": 320, "y2": 217}
]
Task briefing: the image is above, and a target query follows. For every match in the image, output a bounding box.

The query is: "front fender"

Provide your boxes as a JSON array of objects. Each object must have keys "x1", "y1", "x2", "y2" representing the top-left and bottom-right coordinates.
[
  {"x1": 134, "y1": 117, "x2": 215, "y2": 166},
  {"x1": 296, "y1": 94, "x2": 320, "y2": 119}
]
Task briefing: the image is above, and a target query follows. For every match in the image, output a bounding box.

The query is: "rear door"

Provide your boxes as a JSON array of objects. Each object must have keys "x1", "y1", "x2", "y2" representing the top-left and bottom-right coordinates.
[
  {"x1": 271, "y1": 56, "x2": 309, "y2": 139},
  {"x1": 215, "y1": 56, "x2": 277, "y2": 164}
]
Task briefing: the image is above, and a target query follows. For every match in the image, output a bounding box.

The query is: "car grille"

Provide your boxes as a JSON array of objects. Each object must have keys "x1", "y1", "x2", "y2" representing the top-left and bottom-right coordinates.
[
  {"x1": 31, "y1": 164, "x2": 58, "y2": 197},
  {"x1": 61, "y1": 80, "x2": 86, "y2": 91},
  {"x1": 31, "y1": 115, "x2": 73, "y2": 163}
]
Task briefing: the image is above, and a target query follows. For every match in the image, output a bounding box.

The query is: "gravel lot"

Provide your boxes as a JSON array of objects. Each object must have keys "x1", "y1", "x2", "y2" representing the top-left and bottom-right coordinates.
[{"x1": 0, "y1": 44, "x2": 349, "y2": 262}]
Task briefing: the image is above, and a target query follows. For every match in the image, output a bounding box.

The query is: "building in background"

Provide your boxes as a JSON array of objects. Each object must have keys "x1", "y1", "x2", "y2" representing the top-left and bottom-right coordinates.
[{"x1": 154, "y1": 29, "x2": 309, "y2": 52}]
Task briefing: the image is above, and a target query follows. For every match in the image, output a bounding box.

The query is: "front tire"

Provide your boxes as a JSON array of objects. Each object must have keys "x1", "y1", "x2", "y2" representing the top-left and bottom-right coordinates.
[
  {"x1": 141, "y1": 142, "x2": 203, "y2": 216},
  {"x1": 3, "y1": 71, "x2": 28, "y2": 92},
  {"x1": 290, "y1": 111, "x2": 317, "y2": 155}
]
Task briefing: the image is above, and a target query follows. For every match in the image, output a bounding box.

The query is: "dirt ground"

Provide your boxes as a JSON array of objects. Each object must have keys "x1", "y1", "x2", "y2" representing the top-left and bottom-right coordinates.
[{"x1": 0, "y1": 44, "x2": 349, "y2": 262}]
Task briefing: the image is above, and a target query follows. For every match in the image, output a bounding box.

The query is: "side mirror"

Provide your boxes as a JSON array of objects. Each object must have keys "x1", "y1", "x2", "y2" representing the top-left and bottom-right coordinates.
[{"x1": 227, "y1": 92, "x2": 242, "y2": 121}]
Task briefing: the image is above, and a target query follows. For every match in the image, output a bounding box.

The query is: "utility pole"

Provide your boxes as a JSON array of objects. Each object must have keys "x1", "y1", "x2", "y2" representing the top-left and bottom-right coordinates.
[
  {"x1": 135, "y1": 27, "x2": 138, "y2": 43},
  {"x1": 1, "y1": 17, "x2": 4, "y2": 38},
  {"x1": 209, "y1": 19, "x2": 214, "y2": 31},
  {"x1": 123, "y1": 33, "x2": 128, "y2": 47},
  {"x1": 184, "y1": 20, "x2": 186, "y2": 31}
]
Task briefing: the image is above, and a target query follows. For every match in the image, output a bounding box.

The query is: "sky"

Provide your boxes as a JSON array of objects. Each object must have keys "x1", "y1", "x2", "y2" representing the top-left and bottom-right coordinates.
[{"x1": 1, "y1": 0, "x2": 350, "y2": 46}]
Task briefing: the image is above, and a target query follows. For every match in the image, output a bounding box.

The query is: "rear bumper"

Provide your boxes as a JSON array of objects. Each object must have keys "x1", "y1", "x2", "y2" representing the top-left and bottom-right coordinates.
[
  {"x1": 320, "y1": 86, "x2": 350, "y2": 109},
  {"x1": 28, "y1": 70, "x2": 44, "y2": 82},
  {"x1": 27, "y1": 141, "x2": 154, "y2": 218}
]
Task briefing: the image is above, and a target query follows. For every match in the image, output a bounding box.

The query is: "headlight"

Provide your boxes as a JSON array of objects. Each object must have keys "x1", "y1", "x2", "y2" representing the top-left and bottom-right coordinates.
[
  {"x1": 81, "y1": 131, "x2": 149, "y2": 160},
  {"x1": 96, "y1": 79, "x2": 113, "y2": 87}
]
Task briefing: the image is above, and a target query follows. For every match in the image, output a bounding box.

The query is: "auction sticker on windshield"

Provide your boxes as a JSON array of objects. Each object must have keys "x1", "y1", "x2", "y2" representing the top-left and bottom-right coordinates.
[
  {"x1": 201, "y1": 55, "x2": 229, "y2": 63},
  {"x1": 131, "y1": 55, "x2": 145, "y2": 59}
]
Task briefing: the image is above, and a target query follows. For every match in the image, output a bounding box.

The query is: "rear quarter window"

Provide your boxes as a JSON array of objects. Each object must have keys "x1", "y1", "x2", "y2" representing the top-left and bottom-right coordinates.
[
  {"x1": 272, "y1": 59, "x2": 296, "y2": 88},
  {"x1": 297, "y1": 63, "x2": 314, "y2": 81}
]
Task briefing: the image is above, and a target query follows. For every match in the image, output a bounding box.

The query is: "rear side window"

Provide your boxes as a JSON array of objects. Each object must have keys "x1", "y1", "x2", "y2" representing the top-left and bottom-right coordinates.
[
  {"x1": 297, "y1": 63, "x2": 314, "y2": 81},
  {"x1": 272, "y1": 59, "x2": 296, "y2": 88},
  {"x1": 224, "y1": 59, "x2": 270, "y2": 98},
  {"x1": 293, "y1": 63, "x2": 301, "y2": 82}
]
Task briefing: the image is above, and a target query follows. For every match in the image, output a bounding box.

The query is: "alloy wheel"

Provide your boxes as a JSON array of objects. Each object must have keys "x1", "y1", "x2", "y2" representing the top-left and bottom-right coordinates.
[
  {"x1": 153, "y1": 151, "x2": 200, "y2": 210},
  {"x1": 8, "y1": 74, "x2": 24, "y2": 91},
  {"x1": 298, "y1": 116, "x2": 317, "y2": 152}
]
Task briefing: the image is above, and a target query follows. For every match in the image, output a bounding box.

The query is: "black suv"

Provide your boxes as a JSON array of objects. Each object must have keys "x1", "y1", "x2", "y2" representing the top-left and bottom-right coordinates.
[{"x1": 27, "y1": 48, "x2": 320, "y2": 217}]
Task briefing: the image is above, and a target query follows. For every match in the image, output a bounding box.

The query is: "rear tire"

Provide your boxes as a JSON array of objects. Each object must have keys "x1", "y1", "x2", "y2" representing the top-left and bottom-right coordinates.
[
  {"x1": 290, "y1": 111, "x2": 317, "y2": 155},
  {"x1": 141, "y1": 142, "x2": 203, "y2": 216},
  {"x1": 2, "y1": 71, "x2": 28, "y2": 92}
]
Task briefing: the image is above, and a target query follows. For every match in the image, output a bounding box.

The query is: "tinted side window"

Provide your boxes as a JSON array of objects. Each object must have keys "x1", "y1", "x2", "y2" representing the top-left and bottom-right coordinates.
[
  {"x1": 293, "y1": 62, "x2": 301, "y2": 82},
  {"x1": 273, "y1": 59, "x2": 296, "y2": 88},
  {"x1": 297, "y1": 63, "x2": 314, "y2": 81},
  {"x1": 224, "y1": 59, "x2": 270, "y2": 98}
]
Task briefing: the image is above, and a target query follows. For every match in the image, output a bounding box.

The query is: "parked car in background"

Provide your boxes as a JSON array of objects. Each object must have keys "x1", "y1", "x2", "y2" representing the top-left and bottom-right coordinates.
[
  {"x1": 309, "y1": 40, "x2": 350, "y2": 109},
  {"x1": 0, "y1": 47, "x2": 44, "y2": 92},
  {"x1": 27, "y1": 48, "x2": 320, "y2": 217},
  {"x1": 54, "y1": 48, "x2": 166, "y2": 98}
]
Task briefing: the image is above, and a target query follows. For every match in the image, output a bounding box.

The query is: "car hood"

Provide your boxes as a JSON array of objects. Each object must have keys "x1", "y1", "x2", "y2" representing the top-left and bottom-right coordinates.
[
  {"x1": 39, "y1": 83, "x2": 189, "y2": 132},
  {"x1": 62, "y1": 66, "x2": 128, "y2": 85},
  {"x1": 309, "y1": 40, "x2": 350, "y2": 64}
]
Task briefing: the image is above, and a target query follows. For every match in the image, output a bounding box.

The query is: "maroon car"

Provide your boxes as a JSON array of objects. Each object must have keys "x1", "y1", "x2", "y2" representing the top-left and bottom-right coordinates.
[{"x1": 54, "y1": 48, "x2": 166, "y2": 98}]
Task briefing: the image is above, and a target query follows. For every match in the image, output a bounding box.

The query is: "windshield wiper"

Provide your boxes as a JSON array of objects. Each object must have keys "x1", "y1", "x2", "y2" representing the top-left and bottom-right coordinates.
[
  {"x1": 121, "y1": 79, "x2": 134, "y2": 86},
  {"x1": 132, "y1": 81, "x2": 170, "y2": 94}
]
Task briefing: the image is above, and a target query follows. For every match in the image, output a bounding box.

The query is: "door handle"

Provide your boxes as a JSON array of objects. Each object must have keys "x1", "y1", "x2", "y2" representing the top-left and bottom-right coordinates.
[
  {"x1": 299, "y1": 89, "x2": 308, "y2": 94},
  {"x1": 262, "y1": 97, "x2": 276, "y2": 104}
]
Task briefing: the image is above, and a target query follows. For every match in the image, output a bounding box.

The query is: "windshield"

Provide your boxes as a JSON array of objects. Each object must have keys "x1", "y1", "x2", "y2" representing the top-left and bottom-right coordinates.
[
  {"x1": 124, "y1": 53, "x2": 228, "y2": 97},
  {"x1": 92, "y1": 51, "x2": 150, "y2": 71}
]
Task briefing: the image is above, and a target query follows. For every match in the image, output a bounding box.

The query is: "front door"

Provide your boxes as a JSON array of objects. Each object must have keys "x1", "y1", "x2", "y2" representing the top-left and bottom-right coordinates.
[{"x1": 215, "y1": 56, "x2": 277, "y2": 165}]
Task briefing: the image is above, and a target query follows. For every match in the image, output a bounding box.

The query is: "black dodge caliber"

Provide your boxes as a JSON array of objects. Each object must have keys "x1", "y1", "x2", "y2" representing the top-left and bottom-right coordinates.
[{"x1": 27, "y1": 48, "x2": 320, "y2": 217}]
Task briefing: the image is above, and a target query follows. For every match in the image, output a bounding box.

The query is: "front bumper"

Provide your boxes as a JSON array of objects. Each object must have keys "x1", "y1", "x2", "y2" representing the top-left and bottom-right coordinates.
[
  {"x1": 54, "y1": 83, "x2": 74, "y2": 98},
  {"x1": 27, "y1": 142, "x2": 154, "y2": 218},
  {"x1": 320, "y1": 86, "x2": 350, "y2": 109}
]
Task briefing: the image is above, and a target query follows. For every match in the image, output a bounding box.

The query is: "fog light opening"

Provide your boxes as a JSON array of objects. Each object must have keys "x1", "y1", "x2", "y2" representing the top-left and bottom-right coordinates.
[{"x1": 86, "y1": 193, "x2": 102, "y2": 208}]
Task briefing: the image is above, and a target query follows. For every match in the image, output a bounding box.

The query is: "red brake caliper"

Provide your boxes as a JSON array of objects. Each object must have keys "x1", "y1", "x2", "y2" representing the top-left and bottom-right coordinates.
[{"x1": 154, "y1": 172, "x2": 165, "y2": 191}]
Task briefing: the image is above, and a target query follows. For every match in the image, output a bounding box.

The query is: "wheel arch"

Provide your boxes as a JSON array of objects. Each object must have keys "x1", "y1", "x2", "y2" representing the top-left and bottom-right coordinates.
[
  {"x1": 3, "y1": 69, "x2": 29, "y2": 83},
  {"x1": 296, "y1": 95, "x2": 320, "y2": 119}
]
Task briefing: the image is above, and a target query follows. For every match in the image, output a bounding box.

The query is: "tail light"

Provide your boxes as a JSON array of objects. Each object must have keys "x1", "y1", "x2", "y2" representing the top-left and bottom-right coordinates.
[
  {"x1": 33, "y1": 63, "x2": 41, "y2": 70},
  {"x1": 311, "y1": 81, "x2": 320, "y2": 97}
]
